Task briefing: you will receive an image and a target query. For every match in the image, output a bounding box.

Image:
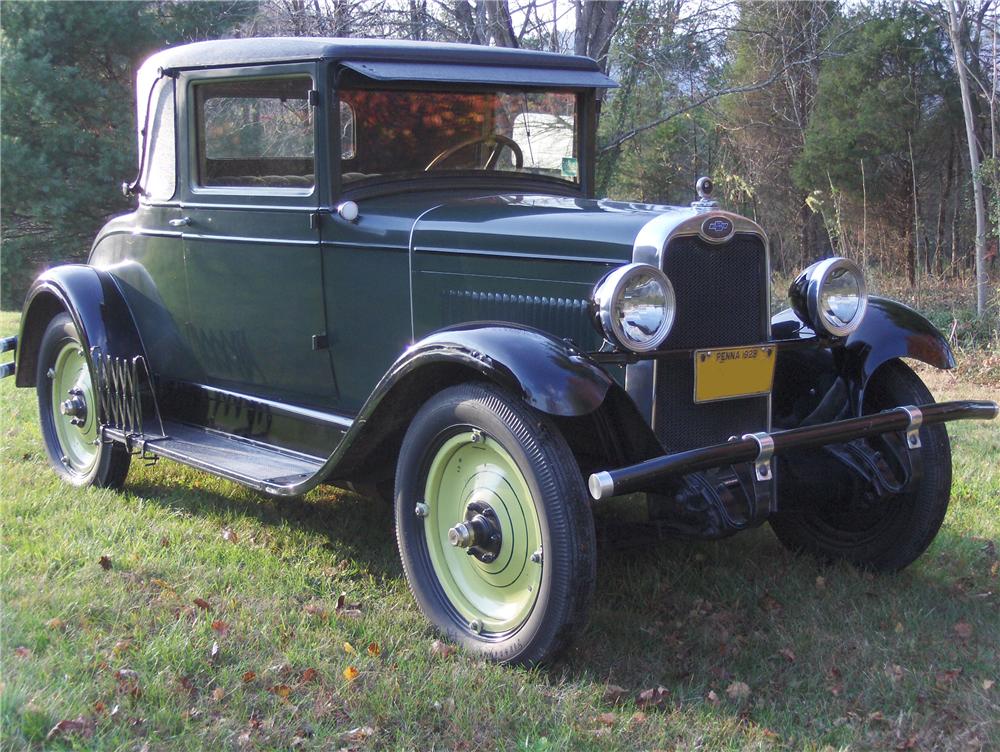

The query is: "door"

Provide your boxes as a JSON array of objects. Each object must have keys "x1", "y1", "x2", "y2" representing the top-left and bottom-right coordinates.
[{"x1": 179, "y1": 66, "x2": 336, "y2": 408}]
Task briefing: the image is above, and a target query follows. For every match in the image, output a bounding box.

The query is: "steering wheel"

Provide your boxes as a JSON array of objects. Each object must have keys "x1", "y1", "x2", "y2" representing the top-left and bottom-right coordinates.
[{"x1": 425, "y1": 134, "x2": 524, "y2": 171}]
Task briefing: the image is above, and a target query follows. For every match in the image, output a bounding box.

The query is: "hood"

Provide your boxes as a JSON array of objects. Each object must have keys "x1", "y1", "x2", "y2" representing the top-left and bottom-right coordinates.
[{"x1": 411, "y1": 194, "x2": 696, "y2": 265}]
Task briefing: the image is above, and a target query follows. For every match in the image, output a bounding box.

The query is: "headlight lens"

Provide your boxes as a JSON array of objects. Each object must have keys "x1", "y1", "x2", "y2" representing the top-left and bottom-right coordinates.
[
  {"x1": 790, "y1": 257, "x2": 868, "y2": 337},
  {"x1": 593, "y1": 263, "x2": 676, "y2": 352}
]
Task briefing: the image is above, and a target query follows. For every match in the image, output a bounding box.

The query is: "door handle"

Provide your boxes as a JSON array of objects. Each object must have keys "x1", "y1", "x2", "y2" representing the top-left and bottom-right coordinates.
[{"x1": 169, "y1": 216, "x2": 191, "y2": 227}]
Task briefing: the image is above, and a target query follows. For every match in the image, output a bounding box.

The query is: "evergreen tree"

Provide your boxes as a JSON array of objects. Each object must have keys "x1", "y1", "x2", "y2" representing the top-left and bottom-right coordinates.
[{"x1": 1, "y1": 1, "x2": 256, "y2": 305}]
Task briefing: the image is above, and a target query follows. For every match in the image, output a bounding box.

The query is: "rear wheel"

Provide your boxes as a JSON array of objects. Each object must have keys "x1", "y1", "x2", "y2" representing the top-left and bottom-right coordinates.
[
  {"x1": 770, "y1": 359, "x2": 951, "y2": 571},
  {"x1": 36, "y1": 313, "x2": 130, "y2": 488},
  {"x1": 394, "y1": 383, "x2": 595, "y2": 666}
]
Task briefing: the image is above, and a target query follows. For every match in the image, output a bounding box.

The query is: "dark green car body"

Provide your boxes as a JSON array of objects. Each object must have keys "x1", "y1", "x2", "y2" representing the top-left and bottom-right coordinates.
[{"x1": 6, "y1": 37, "x2": 996, "y2": 665}]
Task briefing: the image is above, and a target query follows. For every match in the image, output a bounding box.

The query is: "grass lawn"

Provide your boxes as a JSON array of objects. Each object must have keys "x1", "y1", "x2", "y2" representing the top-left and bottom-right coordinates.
[{"x1": 1, "y1": 308, "x2": 998, "y2": 751}]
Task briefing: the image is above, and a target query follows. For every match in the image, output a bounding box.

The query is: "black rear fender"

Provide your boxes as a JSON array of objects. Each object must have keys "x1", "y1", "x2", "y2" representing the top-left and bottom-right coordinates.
[{"x1": 16, "y1": 265, "x2": 147, "y2": 388}]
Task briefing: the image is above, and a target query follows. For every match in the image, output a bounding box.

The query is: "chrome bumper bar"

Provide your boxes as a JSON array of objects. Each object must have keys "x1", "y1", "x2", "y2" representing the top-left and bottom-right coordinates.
[{"x1": 588, "y1": 400, "x2": 998, "y2": 500}]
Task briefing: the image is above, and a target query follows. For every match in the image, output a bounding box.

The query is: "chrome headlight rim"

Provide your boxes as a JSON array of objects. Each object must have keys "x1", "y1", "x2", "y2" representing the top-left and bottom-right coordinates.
[
  {"x1": 792, "y1": 256, "x2": 868, "y2": 338},
  {"x1": 593, "y1": 262, "x2": 676, "y2": 353}
]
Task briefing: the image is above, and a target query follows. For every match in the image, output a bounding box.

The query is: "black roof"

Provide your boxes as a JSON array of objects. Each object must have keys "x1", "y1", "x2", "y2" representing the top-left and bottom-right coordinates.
[{"x1": 142, "y1": 36, "x2": 609, "y2": 75}]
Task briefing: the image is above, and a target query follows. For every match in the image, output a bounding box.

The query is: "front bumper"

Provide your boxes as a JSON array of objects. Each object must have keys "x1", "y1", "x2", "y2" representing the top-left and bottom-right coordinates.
[{"x1": 588, "y1": 400, "x2": 998, "y2": 500}]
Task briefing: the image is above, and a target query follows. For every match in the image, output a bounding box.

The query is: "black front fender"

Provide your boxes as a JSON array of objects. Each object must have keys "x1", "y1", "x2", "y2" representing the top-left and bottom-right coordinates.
[
  {"x1": 772, "y1": 297, "x2": 955, "y2": 418},
  {"x1": 317, "y1": 323, "x2": 618, "y2": 482},
  {"x1": 16, "y1": 265, "x2": 147, "y2": 388}
]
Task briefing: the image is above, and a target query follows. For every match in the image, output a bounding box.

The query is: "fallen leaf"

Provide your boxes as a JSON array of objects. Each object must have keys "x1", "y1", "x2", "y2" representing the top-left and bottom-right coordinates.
[
  {"x1": 596, "y1": 712, "x2": 616, "y2": 727},
  {"x1": 868, "y1": 711, "x2": 887, "y2": 723},
  {"x1": 45, "y1": 717, "x2": 94, "y2": 742},
  {"x1": 209, "y1": 641, "x2": 220, "y2": 663},
  {"x1": 342, "y1": 666, "x2": 360, "y2": 682},
  {"x1": 430, "y1": 640, "x2": 456, "y2": 658},
  {"x1": 885, "y1": 664, "x2": 904, "y2": 682},
  {"x1": 46, "y1": 618, "x2": 65, "y2": 630},
  {"x1": 758, "y1": 594, "x2": 782, "y2": 613},
  {"x1": 339, "y1": 726, "x2": 375, "y2": 744},
  {"x1": 301, "y1": 668, "x2": 318, "y2": 683},
  {"x1": 177, "y1": 676, "x2": 195, "y2": 695},
  {"x1": 221, "y1": 528, "x2": 239, "y2": 544},
  {"x1": 895, "y1": 622, "x2": 904, "y2": 633},
  {"x1": 630, "y1": 711, "x2": 647, "y2": 724},
  {"x1": 367, "y1": 641, "x2": 380, "y2": 657},
  {"x1": 991, "y1": 561, "x2": 999, "y2": 577},
  {"x1": 335, "y1": 593, "x2": 363, "y2": 618},
  {"x1": 706, "y1": 690, "x2": 720, "y2": 705},
  {"x1": 636, "y1": 686, "x2": 670, "y2": 709},
  {"x1": 953, "y1": 621, "x2": 973, "y2": 640},
  {"x1": 983, "y1": 679, "x2": 995, "y2": 691},
  {"x1": 271, "y1": 684, "x2": 292, "y2": 699},
  {"x1": 343, "y1": 641, "x2": 355, "y2": 654},
  {"x1": 98, "y1": 555, "x2": 112, "y2": 571},
  {"x1": 303, "y1": 603, "x2": 327, "y2": 619},
  {"x1": 211, "y1": 620, "x2": 229, "y2": 636},
  {"x1": 726, "y1": 681, "x2": 751, "y2": 701},
  {"x1": 93, "y1": 701, "x2": 106, "y2": 714},
  {"x1": 13, "y1": 646, "x2": 32, "y2": 659},
  {"x1": 815, "y1": 576, "x2": 826, "y2": 589},
  {"x1": 212, "y1": 687, "x2": 225, "y2": 701},
  {"x1": 935, "y1": 668, "x2": 962, "y2": 688},
  {"x1": 193, "y1": 598, "x2": 211, "y2": 611},
  {"x1": 115, "y1": 669, "x2": 142, "y2": 698},
  {"x1": 151, "y1": 578, "x2": 174, "y2": 591},
  {"x1": 779, "y1": 648, "x2": 796, "y2": 662},
  {"x1": 113, "y1": 639, "x2": 132, "y2": 655},
  {"x1": 160, "y1": 536, "x2": 170, "y2": 548},
  {"x1": 602, "y1": 684, "x2": 628, "y2": 704},
  {"x1": 242, "y1": 671, "x2": 256, "y2": 683}
]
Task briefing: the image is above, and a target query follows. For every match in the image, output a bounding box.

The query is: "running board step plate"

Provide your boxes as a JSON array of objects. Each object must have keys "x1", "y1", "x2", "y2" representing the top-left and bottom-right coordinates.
[{"x1": 144, "y1": 421, "x2": 324, "y2": 491}]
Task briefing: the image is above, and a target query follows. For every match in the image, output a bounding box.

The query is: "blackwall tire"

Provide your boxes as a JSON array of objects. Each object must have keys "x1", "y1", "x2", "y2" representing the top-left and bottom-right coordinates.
[
  {"x1": 394, "y1": 383, "x2": 595, "y2": 666},
  {"x1": 36, "y1": 313, "x2": 131, "y2": 489},
  {"x1": 770, "y1": 359, "x2": 952, "y2": 572}
]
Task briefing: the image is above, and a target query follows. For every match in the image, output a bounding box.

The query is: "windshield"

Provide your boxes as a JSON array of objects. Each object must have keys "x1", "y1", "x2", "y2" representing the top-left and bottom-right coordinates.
[{"x1": 338, "y1": 87, "x2": 580, "y2": 186}]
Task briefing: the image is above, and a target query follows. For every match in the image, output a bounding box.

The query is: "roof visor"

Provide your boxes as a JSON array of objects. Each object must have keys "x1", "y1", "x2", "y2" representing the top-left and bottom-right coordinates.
[{"x1": 340, "y1": 60, "x2": 618, "y2": 89}]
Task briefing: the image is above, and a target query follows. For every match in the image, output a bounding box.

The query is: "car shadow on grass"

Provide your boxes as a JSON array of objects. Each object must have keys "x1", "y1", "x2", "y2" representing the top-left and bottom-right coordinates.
[
  {"x1": 125, "y1": 476, "x2": 403, "y2": 583},
  {"x1": 558, "y1": 523, "x2": 997, "y2": 746},
  {"x1": 124, "y1": 473, "x2": 996, "y2": 745}
]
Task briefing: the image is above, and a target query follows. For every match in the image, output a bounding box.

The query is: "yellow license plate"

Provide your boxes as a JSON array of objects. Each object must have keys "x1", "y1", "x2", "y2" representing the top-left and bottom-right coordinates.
[{"x1": 694, "y1": 345, "x2": 776, "y2": 404}]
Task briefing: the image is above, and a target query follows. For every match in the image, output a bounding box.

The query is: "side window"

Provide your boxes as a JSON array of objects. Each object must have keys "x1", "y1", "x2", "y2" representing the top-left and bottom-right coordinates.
[
  {"x1": 340, "y1": 101, "x2": 355, "y2": 160},
  {"x1": 195, "y1": 76, "x2": 314, "y2": 189},
  {"x1": 144, "y1": 77, "x2": 176, "y2": 200}
]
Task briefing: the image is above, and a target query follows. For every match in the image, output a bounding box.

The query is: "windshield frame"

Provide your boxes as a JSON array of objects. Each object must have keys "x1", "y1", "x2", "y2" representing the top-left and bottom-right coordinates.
[{"x1": 329, "y1": 66, "x2": 597, "y2": 200}]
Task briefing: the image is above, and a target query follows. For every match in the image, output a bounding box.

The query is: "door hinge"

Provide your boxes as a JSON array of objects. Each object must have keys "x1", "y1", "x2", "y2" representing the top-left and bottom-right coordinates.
[
  {"x1": 309, "y1": 89, "x2": 320, "y2": 107},
  {"x1": 312, "y1": 333, "x2": 329, "y2": 351}
]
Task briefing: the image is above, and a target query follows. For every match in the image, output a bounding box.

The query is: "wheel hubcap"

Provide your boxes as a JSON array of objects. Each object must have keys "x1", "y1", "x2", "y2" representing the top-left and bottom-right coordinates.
[
  {"x1": 50, "y1": 343, "x2": 99, "y2": 474},
  {"x1": 423, "y1": 431, "x2": 542, "y2": 634}
]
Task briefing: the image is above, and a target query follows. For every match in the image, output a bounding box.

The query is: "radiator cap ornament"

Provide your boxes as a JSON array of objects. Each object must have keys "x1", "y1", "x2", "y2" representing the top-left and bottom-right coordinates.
[{"x1": 692, "y1": 176, "x2": 720, "y2": 213}]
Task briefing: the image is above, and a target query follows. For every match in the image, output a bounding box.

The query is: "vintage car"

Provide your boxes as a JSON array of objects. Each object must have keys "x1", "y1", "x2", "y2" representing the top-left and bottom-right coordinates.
[{"x1": 2, "y1": 38, "x2": 996, "y2": 666}]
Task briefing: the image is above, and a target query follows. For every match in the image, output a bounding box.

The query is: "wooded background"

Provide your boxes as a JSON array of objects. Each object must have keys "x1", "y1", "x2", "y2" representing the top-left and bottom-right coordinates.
[{"x1": 2, "y1": 0, "x2": 997, "y2": 319}]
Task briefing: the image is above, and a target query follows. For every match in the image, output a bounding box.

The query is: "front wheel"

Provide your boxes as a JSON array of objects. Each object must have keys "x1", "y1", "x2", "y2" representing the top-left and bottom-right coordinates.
[
  {"x1": 36, "y1": 313, "x2": 130, "y2": 488},
  {"x1": 770, "y1": 359, "x2": 951, "y2": 572},
  {"x1": 394, "y1": 383, "x2": 595, "y2": 666}
]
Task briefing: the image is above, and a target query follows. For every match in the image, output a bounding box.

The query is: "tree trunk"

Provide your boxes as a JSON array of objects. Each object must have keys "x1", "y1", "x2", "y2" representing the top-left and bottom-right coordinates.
[
  {"x1": 947, "y1": 0, "x2": 989, "y2": 316},
  {"x1": 935, "y1": 136, "x2": 955, "y2": 275}
]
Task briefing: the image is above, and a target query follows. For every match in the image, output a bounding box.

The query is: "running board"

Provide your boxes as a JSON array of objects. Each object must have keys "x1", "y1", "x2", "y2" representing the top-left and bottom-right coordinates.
[{"x1": 113, "y1": 421, "x2": 325, "y2": 492}]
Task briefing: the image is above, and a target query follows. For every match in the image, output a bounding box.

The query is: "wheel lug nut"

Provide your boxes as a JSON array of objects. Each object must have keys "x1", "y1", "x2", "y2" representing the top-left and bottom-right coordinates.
[
  {"x1": 448, "y1": 522, "x2": 474, "y2": 548},
  {"x1": 530, "y1": 548, "x2": 543, "y2": 564},
  {"x1": 414, "y1": 502, "x2": 429, "y2": 518},
  {"x1": 469, "y1": 619, "x2": 482, "y2": 634}
]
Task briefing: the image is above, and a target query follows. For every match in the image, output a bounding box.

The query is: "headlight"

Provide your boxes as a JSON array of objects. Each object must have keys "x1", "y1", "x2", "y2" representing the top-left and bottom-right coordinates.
[
  {"x1": 593, "y1": 263, "x2": 676, "y2": 352},
  {"x1": 789, "y1": 257, "x2": 868, "y2": 337}
]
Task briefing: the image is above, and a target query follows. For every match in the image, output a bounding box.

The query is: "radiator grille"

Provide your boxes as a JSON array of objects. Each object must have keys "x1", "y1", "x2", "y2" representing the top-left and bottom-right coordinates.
[
  {"x1": 654, "y1": 233, "x2": 770, "y2": 451},
  {"x1": 442, "y1": 290, "x2": 601, "y2": 349}
]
